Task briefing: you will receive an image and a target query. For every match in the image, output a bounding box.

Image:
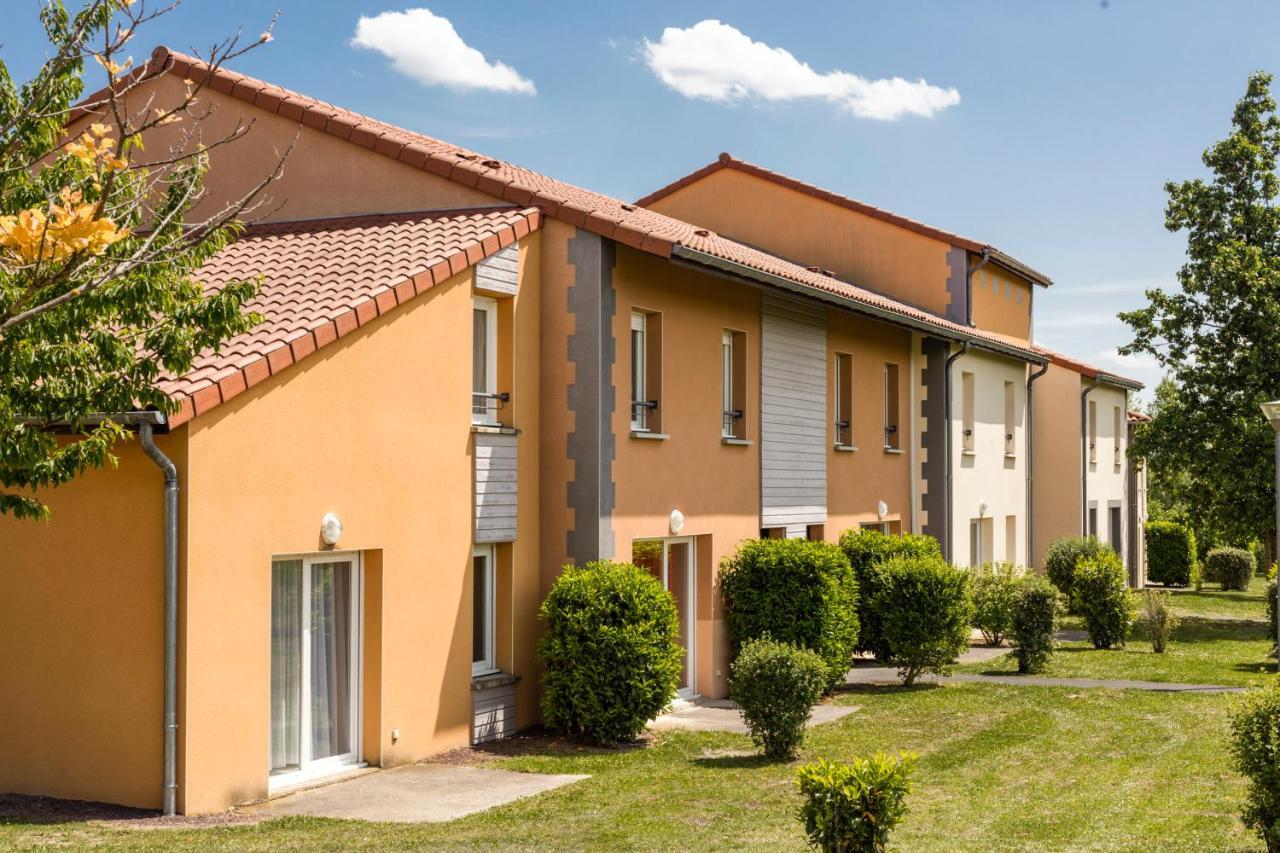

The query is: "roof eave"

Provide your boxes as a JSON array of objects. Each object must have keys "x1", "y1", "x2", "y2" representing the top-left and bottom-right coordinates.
[{"x1": 671, "y1": 245, "x2": 1046, "y2": 365}]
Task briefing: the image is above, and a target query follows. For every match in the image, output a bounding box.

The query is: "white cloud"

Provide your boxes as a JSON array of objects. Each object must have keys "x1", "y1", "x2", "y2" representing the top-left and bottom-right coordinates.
[
  {"x1": 1098, "y1": 348, "x2": 1160, "y2": 371},
  {"x1": 642, "y1": 20, "x2": 959, "y2": 120},
  {"x1": 351, "y1": 8, "x2": 535, "y2": 95},
  {"x1": 1036, "y1": 313, "x2": 1123, "y2": 330}
]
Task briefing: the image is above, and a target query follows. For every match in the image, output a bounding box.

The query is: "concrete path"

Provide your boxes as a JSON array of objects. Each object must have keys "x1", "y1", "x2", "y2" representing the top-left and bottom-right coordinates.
[
  {"x1": 650, "y1": 698, "x2": 857, "y2": 733},
  {"x1": 243, "y1": 764, "x2": 588, "y2": 823}
]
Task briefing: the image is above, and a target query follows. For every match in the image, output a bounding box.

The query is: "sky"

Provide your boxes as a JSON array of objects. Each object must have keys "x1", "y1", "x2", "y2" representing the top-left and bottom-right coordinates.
[{"x1": 9, "y1": 1, "x2": 1280, "y2": 398}]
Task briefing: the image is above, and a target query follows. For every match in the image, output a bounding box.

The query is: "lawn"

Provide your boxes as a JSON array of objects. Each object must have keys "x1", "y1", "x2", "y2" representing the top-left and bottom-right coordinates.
[
  {"x1": 1164, "y1": 575, "x2": 1275, "y2": 621},
  {"x1": 0, "y1": 684, "x2": 1260, "y2": 851},
  {"x1": 956, "y1": 616, "x2": 1276, "y2": 687}
]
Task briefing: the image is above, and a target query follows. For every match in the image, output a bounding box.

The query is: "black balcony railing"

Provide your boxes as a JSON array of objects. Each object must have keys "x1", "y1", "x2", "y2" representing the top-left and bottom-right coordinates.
[
  {"x1": 722, "y1": 408, "x2": 744, "y2": 438},
  {"x1": 632, "y1": 399, "x2": 658, "y2": 431},
  {"x1": 472, "y1": 391, "x2": 510, "y2": 420}
]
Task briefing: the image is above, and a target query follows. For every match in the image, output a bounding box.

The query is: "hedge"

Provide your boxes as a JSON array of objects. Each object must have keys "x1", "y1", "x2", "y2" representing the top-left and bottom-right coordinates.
[
  {"x1": 871, "y1": 554, "x2": 973, "y2": 685},
  {"x1": 729, "y1": 637, "x2": 827, "y2": 759},
  {"x1": 1045, "y1": 536, "x2": 1111, "y2": 610},
  {"x1": 1146, "y1": 521, "x2": 1196, "y2": 587},
  {"x1": 838, "y1": 529, "x2": 942, "y2": 660},
  {"x1": 1206, "y1": 547, "x2": 1255, "y2": 592}
]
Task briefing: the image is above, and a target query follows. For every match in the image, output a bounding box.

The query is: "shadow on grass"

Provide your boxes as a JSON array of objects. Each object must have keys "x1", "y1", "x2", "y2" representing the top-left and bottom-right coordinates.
[
  {"x1": 690, "y1": 753, "x2": 776, "y2": 770},
  {"x1": 835, "y1": 682, "x2": 945, "y2": 697},
  {"x1": 0, "y1": 793, "x2": 155, "y2": 827}
]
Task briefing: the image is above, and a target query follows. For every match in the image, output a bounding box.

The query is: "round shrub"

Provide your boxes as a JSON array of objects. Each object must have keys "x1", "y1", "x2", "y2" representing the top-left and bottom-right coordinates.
[
  {"x1": 1206, "y1": 546, "x2": 1255, "y2": 592},
  {"x1": 1228, "y1": 684, "x2": 1280, "y2": 852},
  {"x1": 1145, "y1": 521, "x2": 1196, "y2": 587},
  {"x1": 797, "y1": 754, "x2": 916, "y2": 853},
  {"x1": 538, "y1": 560, "x2": 682, "y2": 745},
  {"x1": 839, "y1": 529, "x2": 941, "y2": 660},
  {"x1": 969, "y1": 561, "x2": 1023, "y2": 646},
  {"x1": 1010, "y1": 574, "x2": 1059, "y2": 674},
  {"x1": 721, "y1": 538, "x2": 858, "y2": 689},
  {"x1": 1075, "y1": 551, "x2": 1135, "y2": 650},
  {"x1": 1045, "y1": 535, "x2": 1111, "y2": 610},
  {"x1": 729, "y1": 636, "x2": 827, "y2": 760},
  {"x1": 872, "y1": 555, "x2": 973, "y2": 686}
]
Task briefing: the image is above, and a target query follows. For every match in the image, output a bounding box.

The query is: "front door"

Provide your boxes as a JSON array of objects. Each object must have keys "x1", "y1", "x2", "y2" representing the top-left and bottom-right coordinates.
[
  {"x1": 270, "y1": 553, "x2": 362, "y2": 788},
  {"x1": 633, "y1": 538, "x2": 696, "y2": 698}
]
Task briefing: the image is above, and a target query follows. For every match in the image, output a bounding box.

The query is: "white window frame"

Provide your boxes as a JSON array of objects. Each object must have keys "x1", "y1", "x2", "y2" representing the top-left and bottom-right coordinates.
[
  {"x1": 834, "y1": 353, "x2": 854, "y2": 448},
  {"x1": 472, "y1": 544, "x2": 498, "y2": 677},
  {"x1": 472, "y1": 297, "x2": 499, "y2": 425},
  {"x1": 269, "y1": 551, "x2": 364, "y2": 792},
  {"x1": 722, "y1": 330, "x2": 735, "y2": 438},
  {"x1": 631, "y1": 311, "x2": 648, "y2": 431}
]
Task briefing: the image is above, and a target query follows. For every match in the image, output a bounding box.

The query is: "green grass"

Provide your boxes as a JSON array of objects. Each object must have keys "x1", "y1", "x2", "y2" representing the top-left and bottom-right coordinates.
[
  {"x1": 0, "y1": 685, "x2": 1260, "y2": 851},
  {"x1": 1164, "y1": 575, "x2": 1275, "y2": 621},
  {"x1": 957, "y1": 617, "x2": 1276, "y2": 687}
]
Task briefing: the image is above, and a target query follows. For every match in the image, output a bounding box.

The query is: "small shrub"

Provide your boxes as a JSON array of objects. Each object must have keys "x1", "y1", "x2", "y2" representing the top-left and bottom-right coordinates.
[
  {"x1": 538, "y1": 560, "x2": 682, "y2": 745},
  {"x1": 839, "y1": 529, "x2": 941, "y2": 661},
  {"x1": 721, "y1": 539, "x2": 859, "y2": 689},
  {"x1": 1228, "y1": 685, "x2": 1280, "y2": 853},
  {"x1": 1268, "y1": 578, "x2": 1277, "y2": 661},
  {"x1": 1206, "y1": 547, "x2": 1256, "y2": 592},
  {"x1": 1075, "y1": 551, "x2": 1135, "y2": 650},
  {"x1": 796, "y1": 754, "x2": 916, "y2": 853},
  {"x1": 872, "y1": 555, "x2": 973, "y2": 685},
  {"x1": 729, "y1": 637, "x2": 828, "y2": 760},
  {"x1": 1045, "y1": 536, "x2": 1110, "y2": 610},
  {"x1": 1251, "y1": 540, "x2": 1269, "y2": 577},
  {"x1": 969, "y1": 561, "x2": 1023, "y2": 646},
  {"x1": 1010, "y1": 574, "x2": 1059, "y2": 674},
  {"x1": 1146, "y1": 521, "x2": 1196, "y2": 587},
  {"x1": 1140, "y1": 589, "x2": 1178, "y2": 654}
]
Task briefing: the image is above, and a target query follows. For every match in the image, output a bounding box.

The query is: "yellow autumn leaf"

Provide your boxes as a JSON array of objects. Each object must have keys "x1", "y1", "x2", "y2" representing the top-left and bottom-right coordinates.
[{"x1": 0, "y1": 195, "x2": 129, "y2": 264}]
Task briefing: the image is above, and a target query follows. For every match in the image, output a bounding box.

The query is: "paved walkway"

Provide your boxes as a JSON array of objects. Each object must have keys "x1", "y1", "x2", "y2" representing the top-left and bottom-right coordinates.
[
  {"x1": 650, "y1": 698, "x2": 857, "y2": 733},
  {"x1": 242, "y1": 764, "x2": 588, "y2": 823}
]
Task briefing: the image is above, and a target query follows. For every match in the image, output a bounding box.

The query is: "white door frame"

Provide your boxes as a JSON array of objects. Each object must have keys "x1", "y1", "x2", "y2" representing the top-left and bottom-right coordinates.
[
  {"x1": 659, "y1": 537, "x2": 696, "y2": 699},
  {"x1": 269, "y1": 551, "x2": 364, "y2": 791}
]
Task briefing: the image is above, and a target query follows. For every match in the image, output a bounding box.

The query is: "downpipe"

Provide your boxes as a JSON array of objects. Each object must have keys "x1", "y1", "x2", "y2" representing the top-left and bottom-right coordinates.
[
  {"x1": 1025, "y1": 361, "x2": 1049, "y2": 567},
  {"x1": 140, "y1": 421, "x2": 179, "y2": 816}
]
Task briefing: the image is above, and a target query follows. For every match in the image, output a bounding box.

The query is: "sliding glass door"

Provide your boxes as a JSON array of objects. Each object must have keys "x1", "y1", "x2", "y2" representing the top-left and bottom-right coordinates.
[{"x1": 270, "y1": 553, "x2": 361, "y2": 786}]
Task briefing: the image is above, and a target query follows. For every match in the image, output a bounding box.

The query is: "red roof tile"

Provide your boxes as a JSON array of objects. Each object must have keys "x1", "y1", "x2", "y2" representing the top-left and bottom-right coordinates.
[
  {"x1": 157, "y1": 206, "x2": 539, "y2": 427},
  {"x1": 1032, "y1": 344, "x2": 1143, "y2": 390},
  {"x1": 636, "y1": 153, "x2": 1054, "y2": 288}
]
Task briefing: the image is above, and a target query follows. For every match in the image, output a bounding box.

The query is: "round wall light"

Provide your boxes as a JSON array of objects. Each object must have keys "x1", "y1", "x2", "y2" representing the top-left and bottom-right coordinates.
[
  {"x1": 669, "y1": 508, "x2": 685, "y2": 535},
  {"x1": 877, "y1": 500, "x2": 888, "y2": 520},
  {"x1": 320, "y1": 512, "x2": 343, "y2": 545}
]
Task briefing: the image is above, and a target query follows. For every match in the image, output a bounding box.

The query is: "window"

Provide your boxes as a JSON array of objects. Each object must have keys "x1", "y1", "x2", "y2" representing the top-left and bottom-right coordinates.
[
  {"x1": 961, "y1": 371, "x2": 976, "y2": 453},
  {"x1": 1003, "y1": 380, "x2": 1016, "y2": 456},
  {"x1": 834, "y1": 353, "x2": 853, "y2": 448},
  {"x1": 631, "y1": 310, "x2": 662, "y2": 432},
  {"x1": 806, "y1": 524, "x2": 825, "y2": 542},
  {"x1": 472, "y1": 297, "x2": 499, "y2": 424},
  {"x1": 860, "y1": 521, "x2": 890, "y2": 534},
  {"x1": 1088, "y1": 505, "x2": 1098, "y2": 537},
  {"x1": 1113, "y1": 406, "x2": 1123, "y2": 468},
  {"x1": 1005, "y1": 515, "x2": 1017, "y2": 562},
  {"x1": 472, "y1": 545, "x2": 497, "y2": 676},
  {"x1": 761, "y1": 526, "x2": 786, "y2": 539},
  {"x1": 970, "y1": 517, "x2": 993, "y2": 566},
  {"x1": 1109, "y1": 505, "x2": 1123, "y2": 556},
  {"x1": 722, "y1": 330, "x2": 747, "y2": 439},
  {"x1": 1088, "y1": 400, "x2": 1098, "y2": 466},
  {"x1": 883, "y1": 363, "x2": 900, "y2": 450}
]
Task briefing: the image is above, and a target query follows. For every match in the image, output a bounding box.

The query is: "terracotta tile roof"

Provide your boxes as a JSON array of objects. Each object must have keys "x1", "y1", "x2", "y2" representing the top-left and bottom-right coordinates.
[
  {"x1": 158, "y1": 206, "x2": 540, "y2": 427},
  {"x1": 636, "y1": 153, "x2": 1055, "y2": 288},
  {"x1": 1127, "y1": 410, "x2": 1152, "y2": 423},
  {"x1": 1032, "y1": 344, "x2": 1143, "y2": 390}
]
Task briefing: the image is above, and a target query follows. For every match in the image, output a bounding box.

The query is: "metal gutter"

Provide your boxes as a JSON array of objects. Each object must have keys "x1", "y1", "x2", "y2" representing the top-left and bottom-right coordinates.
[
  {"x1": 670, "y1": 246, "x2": 1047, "y2": 366},
  {"x1": 1025, "y1": 360, "x2": 1050, "y2": 566},
  {"x1": 943, "y1": 342, "x2": 971, "y2": 563}
]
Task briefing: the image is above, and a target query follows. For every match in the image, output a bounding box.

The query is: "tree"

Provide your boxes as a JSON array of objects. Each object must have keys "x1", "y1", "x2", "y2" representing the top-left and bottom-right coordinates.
[
  {"x1": 0, "y1": 1, "x2": 283, "y2": 519},
  {"x1": 1121, "y1": 72, "x2": 1280, "y2": 550}
]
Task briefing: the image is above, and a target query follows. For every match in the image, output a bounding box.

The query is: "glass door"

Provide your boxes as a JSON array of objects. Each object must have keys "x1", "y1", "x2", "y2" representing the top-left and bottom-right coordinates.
[
  {"x1": 632, "y1": 538, "x2": 696, "y2": 698},
  {"x1": 270, "y1": 553, "x2": 361, "y2": 787}
]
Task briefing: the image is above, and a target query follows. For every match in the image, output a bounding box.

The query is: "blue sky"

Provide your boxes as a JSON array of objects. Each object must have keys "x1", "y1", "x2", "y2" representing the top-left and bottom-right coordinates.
[{"x1": 10, "y1": 1, "x2": 1280, "y2": 396}]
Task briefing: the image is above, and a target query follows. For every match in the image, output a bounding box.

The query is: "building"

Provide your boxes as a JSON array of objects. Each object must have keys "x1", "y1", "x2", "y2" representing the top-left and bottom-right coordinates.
[{"x1": 0, "y1": 47, "x2": 1050, "y2": 814}]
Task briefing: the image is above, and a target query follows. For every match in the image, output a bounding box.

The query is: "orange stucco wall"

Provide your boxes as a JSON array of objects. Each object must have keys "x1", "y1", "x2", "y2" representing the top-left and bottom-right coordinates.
[
  {"x1": 68, "y1": 74, "x2": 498, "y2": 223},
  {"x1": 0, "y1": 430, "x2": 188, "y2": 809},
  {"x1": 611, "y1": 246, "x2": 762, "y2": 699},
  {"x1": 645, "y1": 168, "x2": 955, "y2": 315},
  {"x1": 1031, "y1": 362, "x2": 1084, "y2": 569},
  {"x1": 971, "y1": 263, "x2": 1032, "y2": 341},
  {"x1": 826, "y1": 312, "x2": 913, "y2": 535}
]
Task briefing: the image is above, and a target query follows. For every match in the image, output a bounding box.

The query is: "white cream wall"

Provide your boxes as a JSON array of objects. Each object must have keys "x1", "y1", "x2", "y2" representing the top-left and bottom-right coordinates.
[
  {"x1": 951, "y1": 349, "x2": 1028, "y2": 567},
  {"x1": 1085, "y1": 382, "x2": 1129, "y2": 565}
]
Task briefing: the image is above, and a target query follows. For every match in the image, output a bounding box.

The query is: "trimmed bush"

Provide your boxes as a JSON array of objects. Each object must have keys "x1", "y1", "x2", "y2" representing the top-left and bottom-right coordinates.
[
  {"x1": 1146, "y1": 521, "x2": 1196, "y2": 587},
  {"x1": 872, "y1": 555, "x2": 973, "y2": 686},
  {"x1": 1206, "y1": 547, "x2": 1256, "y2": 592},
  {"x1": 1229, "y1": 684, "x2": 1280, "y2": 852},
  {"x1": 969, "y1": 561, "x2": 1023, "y2": 646},
  {"x1": 1075, "y1": 551, "x2": 1135, "y2": 650},
  {"x1": 721, "y1": 539, "x2": 859, "y2": 689},
  {"x1": 538, "y1": 560, "x2": 682, "y2": 745},
  {"x1": 796, "y1": 754, "x2": 916, "y2": 853},
  {"x1": 1045, "y1": 536, "x2": 1110, "y2": 611},
  {"x1": 729, "y1": 637, "x2": 828, "y2": 760},
  {"x1": 839, "y1": 529, "x2": 941, "y2": 660},
  {"x1": 1140, "y1": 589, "x2": 1178, "y2": 654},
  {"x1": 1010, "y1": 574, "x2": 1059, "y2": 674}
]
